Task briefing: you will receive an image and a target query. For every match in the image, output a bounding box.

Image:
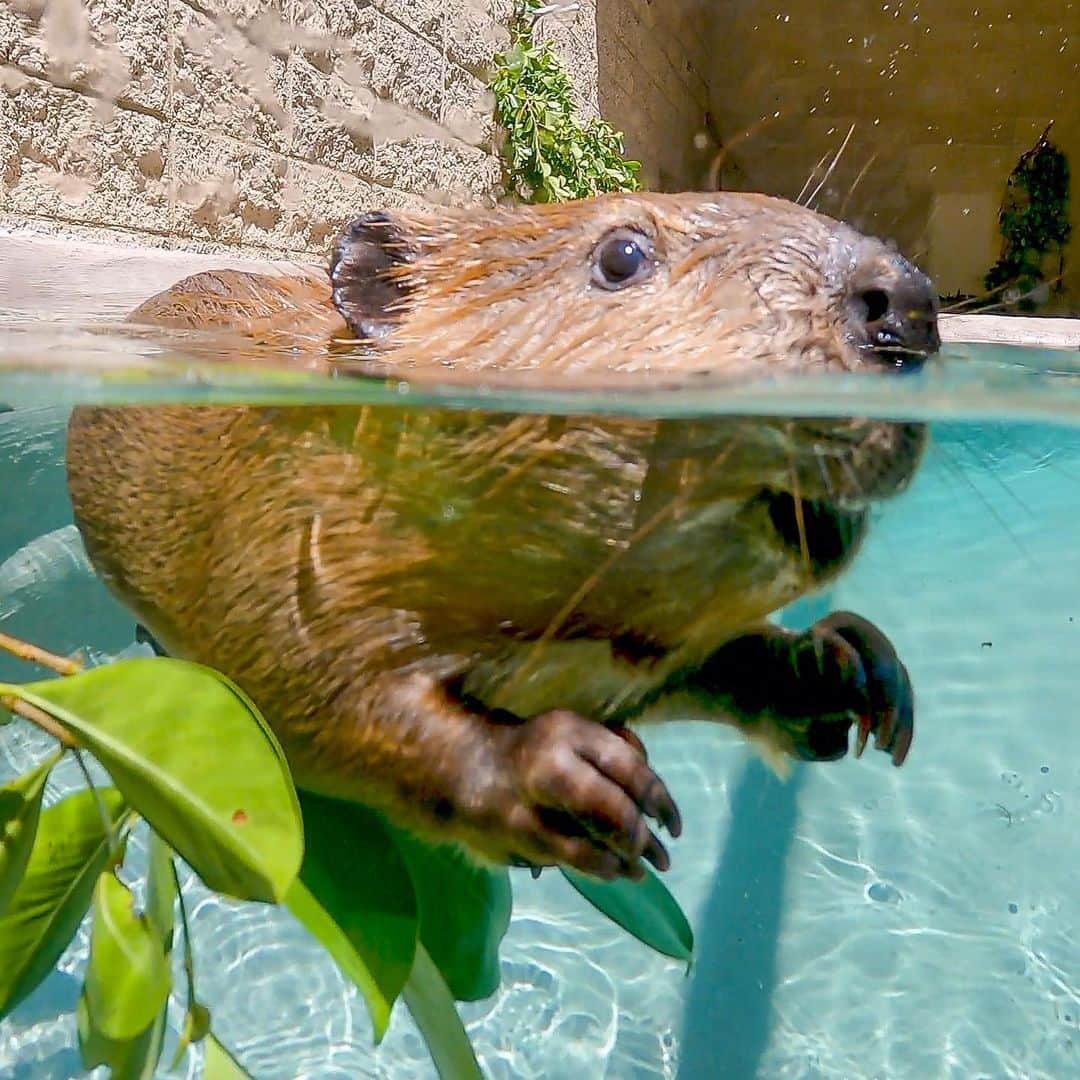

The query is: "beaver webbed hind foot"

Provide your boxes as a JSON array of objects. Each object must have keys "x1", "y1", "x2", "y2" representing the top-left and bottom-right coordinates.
[
  {"x1": 684, "y1": 611, "x2": 914, "y2": 767},
  {"x1": 489, "y1": 710, "x2": 682, "y2": 881}
]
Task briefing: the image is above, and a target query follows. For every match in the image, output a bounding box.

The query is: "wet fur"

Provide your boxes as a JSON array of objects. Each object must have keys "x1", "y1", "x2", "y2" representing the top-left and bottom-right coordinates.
[{"x1": 67, "y1": 192, "x2": 930, "y2": 867}]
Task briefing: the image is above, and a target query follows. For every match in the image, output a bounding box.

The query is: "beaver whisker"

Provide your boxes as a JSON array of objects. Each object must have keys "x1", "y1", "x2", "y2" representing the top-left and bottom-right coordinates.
[
  {"x1": 509, "y1": 428, "x2": 749, "y2": 692},
  {"x1": 837, "y1": 456, "x2": 870, "y2": 507},
  {"x1": 796, "y1": 146, "x2": 835, "y2": 206},
  {"x1": 857, "y1": 341, "x2": 931, "y2": 373},
  {"x1": 864, "y1": 344, "x2": 933, "y2": 358},
  {"x1": 786, "y1": 456, "x2": 814, "y2": 577},
  {"x1": 838, "y1": 153, "x2": 879, "y2": 219},
  {"x1": 783, "y1": 420, "x2": 816, "y2": 577},
  {"x1": 812, "y1": 444, "x2": 839, "y2": 503},
  {"x1": 806, "y1": 123, "x2": 857, "y2": 211}
]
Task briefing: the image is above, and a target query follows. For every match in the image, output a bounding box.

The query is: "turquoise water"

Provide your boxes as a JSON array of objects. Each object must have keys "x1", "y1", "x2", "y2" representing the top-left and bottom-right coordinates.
[{"x1": 1, "y1": 337, "x2": 1079, "y2": 1078}]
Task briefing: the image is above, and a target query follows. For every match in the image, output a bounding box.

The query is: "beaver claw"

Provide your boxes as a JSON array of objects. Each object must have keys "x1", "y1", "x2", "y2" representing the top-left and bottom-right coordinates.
[
  {"x1": 811, "y1": 611, "x2": 913, "y2": 765},
  {"x1": 494, "y1": 710, "x2": 682, "y2": 881},
  {"x1": 688, "y1": 610, "x2": 914, "y2": 767}
]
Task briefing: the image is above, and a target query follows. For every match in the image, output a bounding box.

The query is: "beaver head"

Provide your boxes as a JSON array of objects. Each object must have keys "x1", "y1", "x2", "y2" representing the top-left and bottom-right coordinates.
[{"x1": 326, "y1": 192, "x2": 937, "y2": 580}]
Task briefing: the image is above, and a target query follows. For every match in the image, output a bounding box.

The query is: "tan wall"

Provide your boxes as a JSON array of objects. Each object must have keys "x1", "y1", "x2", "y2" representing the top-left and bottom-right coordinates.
[
  {"x1": 702, "y1": 0, "x2": 1079, "y2": 309},
  {"x1": 534, "y1": 0, "x2": 600, "y2": 120},
  {"x1": 595, "y1": 0, "x2": 712, "y2": 192},
  {"x1": 0, "y1": 0, "x2": 513, "y2": 259},
  {"x1": 9, "y1": 1, "x2": 1073, "y2": 309}
]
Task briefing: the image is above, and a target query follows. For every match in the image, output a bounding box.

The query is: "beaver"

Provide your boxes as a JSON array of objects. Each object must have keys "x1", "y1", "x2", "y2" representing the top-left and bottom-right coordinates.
[{"x1": 65, "y1": 191, "x2": 939, "y2": 882}]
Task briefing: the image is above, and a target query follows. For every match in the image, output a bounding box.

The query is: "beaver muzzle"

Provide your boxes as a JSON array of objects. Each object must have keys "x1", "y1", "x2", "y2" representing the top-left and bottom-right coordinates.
[{"x1": 845, "y1": 242, "x2": 941, "y2": 372}]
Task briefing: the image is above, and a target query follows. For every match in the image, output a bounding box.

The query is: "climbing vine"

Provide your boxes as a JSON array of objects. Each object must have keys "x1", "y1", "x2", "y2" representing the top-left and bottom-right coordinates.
[
  {"x1": 985, "y1": 122, "x2": 1071, "y2": 309},
  {"x1": 491, "y1": 0, "x2": 641, "y2": 202}
]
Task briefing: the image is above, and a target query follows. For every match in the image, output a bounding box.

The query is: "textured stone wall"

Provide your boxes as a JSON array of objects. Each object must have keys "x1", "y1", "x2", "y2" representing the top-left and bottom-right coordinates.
[
  {"x1": 702, "y1": 0, "x2": 1080, "y2": 307},
  {"x1": 595, "y1": 0, "x2": 712, "y2": 192},
  {"x1": 8, "y1": 1, "x2": 1070, "y2": 307},
  {"x1": 0, "y1": 0, "x2": 513, "y2": 258}
]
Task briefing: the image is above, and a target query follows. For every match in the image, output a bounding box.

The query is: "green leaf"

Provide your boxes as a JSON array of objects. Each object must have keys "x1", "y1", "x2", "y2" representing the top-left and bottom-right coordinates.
[
  {"x1": 204, "y1": 1033, "x2": 254, "y2": 1080},
  {"x1": 0, "y1": 751, "x2": 62, "y2": 915},
  {"x1": 144, "y1": 831, "x2": 176, "y2": 951},
  {"x1": 285, "y1": 880, "x2": 397, "y2": 1042},
  {"x1": 79, "y1": 832, "x2": 177, "y2": 1079},
  {"x1": 0, "y1": 787, "x2": 128, "y2": 1018},
  {"x1": 77, "y1": 991, "x2": 167, "y2": 1080},
  {"x1": 7, "y1": 658, "x2": 303, "y2": 902},
  {"x1": 403, "y1": 943, "x2": 483, "y2": 1080},
  {"x1": 78, "y1": 834, "x2": 173, "y2": 1079},
  {"x1": 83, "y1": 871, "x2": 171, "y2": 1041},
  {"x1": 286, "y1": 793, "x2": 418, "y2": 1042},
  {"x1": 393, "y1": 830, "x2": 511, "y2": 1002},
  {"x1": 561, "y1": 867, "x2": 694, "y2": 961}
]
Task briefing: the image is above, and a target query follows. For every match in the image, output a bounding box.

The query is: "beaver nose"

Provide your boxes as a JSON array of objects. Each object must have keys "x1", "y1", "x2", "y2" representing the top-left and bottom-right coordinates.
[{"x1": 849, "y1": 250, "x2": 940, "y2": 372}]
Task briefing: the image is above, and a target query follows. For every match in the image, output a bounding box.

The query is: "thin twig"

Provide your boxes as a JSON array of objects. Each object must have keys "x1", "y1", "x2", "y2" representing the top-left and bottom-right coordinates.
[
  {"x1": 172, "y1": 859, "x2": 199, "y2": 1010},
  {"x1": 72, "y1": 747, "x2": 124, "y2": 862},
  {"x1": 0, "y1": 630, "x2": 83, "y2": 676},
  {"x1": 0, "y1": 694, "x2": 78, "y2": 748}
]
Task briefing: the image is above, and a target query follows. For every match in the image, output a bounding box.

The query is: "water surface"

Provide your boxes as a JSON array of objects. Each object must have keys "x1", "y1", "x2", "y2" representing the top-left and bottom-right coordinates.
[{"x1": 0, "y1": 329, "x2": 1078, "y2": 1078}]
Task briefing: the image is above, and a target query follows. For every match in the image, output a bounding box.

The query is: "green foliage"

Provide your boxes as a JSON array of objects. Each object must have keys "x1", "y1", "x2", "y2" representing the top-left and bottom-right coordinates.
[
  {"x1": 0, "y1": 657, "x2": 297, "y2": 1076},
  {"x1": 11, "y1": 659, "x2": 302, "y2": 904},
  {"x1": 492, "y1": 0, "x2": 640, "y2": 202},
  {"x1": 203, "y1": 1034, "x2": 254, "y2": 1079},
  {"x1": 0, "y1": 633, "x2": 695, "y2": 1078},
  {"x1": 985, "y1": 123, "x2": 1072, "y2": 308},
  {"x1": 81, "y1": 872, "x2": 171, "y2": 1043},
  {"x1": 393, "y1": 826, "x2": 512, "y2": 1002},
  {"x1": 0, "y1": 788, "x2": 128, "y2": 1016},
  {"x1": 286, "y1": 794, "x2": 419, "y2": 1041},
  {"x1": 0, "y1": 751, "x2": 60, "y2": 914},
  {"x1": 77, "y1": 990, "x2": 168, "y2": 1080},
  {"x1": 402, "y1": 943, "x2": 483, "y2": 1080},
  {"x1": 563, "y1": 866, "x2": 694, "y2": 962}
]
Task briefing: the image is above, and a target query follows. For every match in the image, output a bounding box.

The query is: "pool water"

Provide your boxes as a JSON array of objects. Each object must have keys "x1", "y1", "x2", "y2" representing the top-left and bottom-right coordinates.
[{"x1": 1, "y1": 336, "x2": 1078, "y2": 1078}]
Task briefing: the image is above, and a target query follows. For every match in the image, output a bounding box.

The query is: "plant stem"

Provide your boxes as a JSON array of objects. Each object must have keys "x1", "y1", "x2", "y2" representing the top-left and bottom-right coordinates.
[
  {"x1": 172, "y1": 859, "x2": 199, "y2": 1011},
  {"x1": 0, "y1": 693, "x2": 79, "y2": 748},
  {"x1": 0, "y1": 630, "x2": 83, "y2": 676},
  {"x1": 71, "y1": 747, "x2": 126, "y2": 863}
]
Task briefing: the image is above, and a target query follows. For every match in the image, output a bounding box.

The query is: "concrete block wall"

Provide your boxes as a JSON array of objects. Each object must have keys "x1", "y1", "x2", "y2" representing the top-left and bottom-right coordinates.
[
  {"x1": 532, "y1": 0, "x2": 599, "y2": 120},
  {"x1": 6, "y1": 1, "x2": 1073, "y2": 308},
  {"x1": 595, "y1": 0, "x2": 713, "y2": 192},
  {"x1": 0, "y1": 0, "x2": 514, "y2": 259}
]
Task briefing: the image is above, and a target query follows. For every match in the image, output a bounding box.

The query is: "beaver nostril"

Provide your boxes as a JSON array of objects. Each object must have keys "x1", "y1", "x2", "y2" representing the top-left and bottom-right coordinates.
[{"x1": 860, "y1": 288, "x2": 891, "y2": 324}]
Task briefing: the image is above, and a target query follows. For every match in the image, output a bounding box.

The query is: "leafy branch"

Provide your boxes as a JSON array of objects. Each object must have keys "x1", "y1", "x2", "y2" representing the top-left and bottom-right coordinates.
[
  {"x1": 984, "y1": 122, "x2": 1071, "y2": 310},
  {"x1": 491, "y1": 0, "x2": 641, "y2": 203},
  {"x1": 0, "y1": 629, "x2": 692, "y2": 1078}
]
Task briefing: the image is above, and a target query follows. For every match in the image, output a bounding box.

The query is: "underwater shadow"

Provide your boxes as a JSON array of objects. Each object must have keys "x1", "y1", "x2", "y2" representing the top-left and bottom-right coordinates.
[{"x1": 678, "y1": 755, "x2": 805, "y2": 1080}]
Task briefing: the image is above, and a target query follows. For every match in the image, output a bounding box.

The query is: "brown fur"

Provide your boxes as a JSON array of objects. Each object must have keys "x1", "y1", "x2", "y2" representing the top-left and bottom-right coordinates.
[{"x1": 66, "y1": 192, "x2": 936, "y2": 877}]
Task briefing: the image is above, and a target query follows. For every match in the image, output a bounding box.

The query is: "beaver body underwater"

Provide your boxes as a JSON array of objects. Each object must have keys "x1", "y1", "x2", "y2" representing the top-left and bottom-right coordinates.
[{"x1": 66, "y1": 192, "x2": 939, "y2": 881}]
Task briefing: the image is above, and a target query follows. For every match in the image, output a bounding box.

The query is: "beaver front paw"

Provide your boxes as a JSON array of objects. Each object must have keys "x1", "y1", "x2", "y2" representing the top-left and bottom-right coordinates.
[
  {"x1": 807, "y1": 611, "x2": 913, "y2": 765},
  {"x1": 491, "y1": 711, "x2": 682, "y2": 881},
  {"x1": 690, "y1": 610, "x2": 914, "y2": 766}
]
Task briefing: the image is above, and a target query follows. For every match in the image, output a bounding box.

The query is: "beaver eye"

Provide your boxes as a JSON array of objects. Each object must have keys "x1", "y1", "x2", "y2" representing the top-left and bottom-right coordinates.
[{"x1": 591, "y1": 229, "x2": 656, "y2": 290}]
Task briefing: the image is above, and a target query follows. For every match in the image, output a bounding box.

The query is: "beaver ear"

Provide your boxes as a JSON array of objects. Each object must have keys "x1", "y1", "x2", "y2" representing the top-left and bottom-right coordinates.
[{"x1": 330, "y1": 212, "x2": 416, "y2": 340}]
